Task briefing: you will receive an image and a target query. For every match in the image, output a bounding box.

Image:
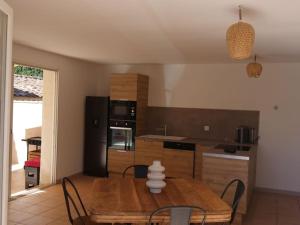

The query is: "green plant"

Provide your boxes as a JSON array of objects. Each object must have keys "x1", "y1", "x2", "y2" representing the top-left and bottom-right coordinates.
[{"x1": 14, "y1": 65, "x2": 43, "y2": 78}]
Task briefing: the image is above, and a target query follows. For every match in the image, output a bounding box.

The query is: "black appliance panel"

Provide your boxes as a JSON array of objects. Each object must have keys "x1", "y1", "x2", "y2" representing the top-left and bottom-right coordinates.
[
  {"x1": 84, "y1": 96, "x2": 109, "y2": 177},
  {"x1": 215, "y1": 144, "x2": 251, "y2": 153},
  {"x1": 110, "y1": 100, "x2": 136, "y2": 121},
  {"x1": 163, "y1": 141, "x2": 195, "y2": 151}
]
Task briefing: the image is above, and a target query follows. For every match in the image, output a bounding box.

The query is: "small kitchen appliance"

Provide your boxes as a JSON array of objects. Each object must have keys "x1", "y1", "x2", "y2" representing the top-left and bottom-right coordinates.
[
  {"x1": 235, "y1": 125, "x2": 256, "y2": 144},
  {"x1": 110, "y1": 100, "x2": 136, "y2": 121}
]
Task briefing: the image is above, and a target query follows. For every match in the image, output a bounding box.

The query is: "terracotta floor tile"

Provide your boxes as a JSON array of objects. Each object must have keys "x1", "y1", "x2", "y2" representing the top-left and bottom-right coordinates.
[
  {"x1": 7, "y1": 221, "x2": 21, "y2": 225},
  {"x1": 243, "y1": 212, "x2": 277, "y2": 225},
  {"x1": 46, "y1": 218, "x2": 70, "y2": 225},
  {"x1": 8, "y1": 211, "x2": 34, "y2": 223},
  {"x1": 277, "y1": 214, "x2": 300, "y2": 225},
  {"x1": 20, "y1": 203, "x2": 53, "y2": 215},
  {"x1": 38, "y1": 197, "x2": 65, "y2": 208},
  {"x1": 21, "y1": 215, "x2": 57, "y2": 225},
  {"x1": 17, "y1": 195, "x2": 47, "y2": 205},
  {"x1": 9, "y1": 199, "x2": 31, "y2": 210},
  {"x1": 39, "y1": 206, "x2": 68, "y2": 219}
]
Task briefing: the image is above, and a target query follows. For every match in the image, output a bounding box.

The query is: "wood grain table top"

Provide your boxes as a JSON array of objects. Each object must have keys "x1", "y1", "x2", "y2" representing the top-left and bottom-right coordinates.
[{"x1": 89, "y1": 177, "x2": 231, "y2": 223}]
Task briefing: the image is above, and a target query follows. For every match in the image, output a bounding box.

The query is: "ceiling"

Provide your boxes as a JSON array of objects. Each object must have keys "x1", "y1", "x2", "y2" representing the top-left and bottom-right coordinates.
[{"x1": 6, "y1": 0, "x2": 300, "y2": 64}]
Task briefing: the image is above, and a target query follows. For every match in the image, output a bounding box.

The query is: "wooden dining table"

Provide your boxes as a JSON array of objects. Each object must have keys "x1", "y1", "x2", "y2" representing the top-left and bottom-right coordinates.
[{"x1": 88, "y1": 177, "x2": 232, "y2": 224}]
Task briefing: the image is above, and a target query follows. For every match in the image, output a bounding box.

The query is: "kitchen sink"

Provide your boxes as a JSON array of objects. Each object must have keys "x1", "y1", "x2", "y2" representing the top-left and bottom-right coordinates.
[{"x1": 140, "y1": 134, "x2": 187, "y2": 141}]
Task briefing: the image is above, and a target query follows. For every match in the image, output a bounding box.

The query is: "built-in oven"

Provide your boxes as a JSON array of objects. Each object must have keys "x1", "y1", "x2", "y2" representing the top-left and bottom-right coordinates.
[
  {"x1": 110, "y1": 100, "x2": 136, "y2": 121},
  {"x1": 108, "y1": 120, "x2": 136, "y2": 150}
]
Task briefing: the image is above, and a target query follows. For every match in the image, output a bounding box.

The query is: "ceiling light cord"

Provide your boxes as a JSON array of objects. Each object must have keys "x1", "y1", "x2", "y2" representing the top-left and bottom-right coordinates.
[{"x1": 239, "y1": 5, "x2": 242, "y2": 20}]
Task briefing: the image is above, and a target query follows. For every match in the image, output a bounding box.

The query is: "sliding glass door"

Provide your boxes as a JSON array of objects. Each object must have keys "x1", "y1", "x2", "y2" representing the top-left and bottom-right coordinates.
[{"x1": 0, "y1": 1, "x2": 13, "y2": 225}]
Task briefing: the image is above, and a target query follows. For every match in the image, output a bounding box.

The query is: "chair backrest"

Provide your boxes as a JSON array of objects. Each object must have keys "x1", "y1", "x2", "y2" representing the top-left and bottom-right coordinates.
[
  {"x1": 122, "y1": 164, "x2": 149, "y2": 178},
  {"x1": 221, "y1": 179, "x2": 245, "y2": 224},
  {"x1": 148, "y1": 205, "x2": 206, "y2": 225},
  {"x1": 62, "y1": 177, "x2": 88, "y2": 225}
]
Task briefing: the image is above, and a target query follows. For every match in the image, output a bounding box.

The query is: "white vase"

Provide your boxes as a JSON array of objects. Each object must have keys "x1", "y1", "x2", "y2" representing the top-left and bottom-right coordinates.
[{"x1": 146, "y1": 160, "x2": 166, "y2": 193}]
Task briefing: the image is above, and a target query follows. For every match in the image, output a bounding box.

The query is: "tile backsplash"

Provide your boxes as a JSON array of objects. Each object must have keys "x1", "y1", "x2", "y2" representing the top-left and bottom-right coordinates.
[{"x1": 145, "y1": 106, "x2": 260, "y2": 141}]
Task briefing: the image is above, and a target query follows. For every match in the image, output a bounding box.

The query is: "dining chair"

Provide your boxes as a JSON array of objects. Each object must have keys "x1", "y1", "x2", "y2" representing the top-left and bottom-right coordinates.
[
  {"x1": 62, "y1": 177, "x2": 110, "y2": 225},
  {"x1": 122, "y1": 164, "x2": 149, "y2": 178},
  {"x1": 148, "y1": 205, "x2": 206, "y2": 225},
  {"x1": 221, "y1": 179, "x2": 245, "y2": 224}
]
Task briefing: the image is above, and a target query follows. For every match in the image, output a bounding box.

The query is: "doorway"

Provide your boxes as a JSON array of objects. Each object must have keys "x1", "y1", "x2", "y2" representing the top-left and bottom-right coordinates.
[
  {"x1": 0, "y1": 1, "x2": 13, "y2": 224},
  {"x1": 9, "y1": 64, "x2": 58, "y2": 198}
]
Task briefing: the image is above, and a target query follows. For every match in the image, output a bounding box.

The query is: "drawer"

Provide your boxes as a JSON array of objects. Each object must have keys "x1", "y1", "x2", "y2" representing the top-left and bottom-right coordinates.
[
  {"x1": 26, "y1": 177, "x2": 39, "y2": 184},
  {"x1": 25, "y1": 170, "x2": 39, "y2": 178},
  {"x1": 25, "y1": 181, "x2": 39, "y2": 189}
]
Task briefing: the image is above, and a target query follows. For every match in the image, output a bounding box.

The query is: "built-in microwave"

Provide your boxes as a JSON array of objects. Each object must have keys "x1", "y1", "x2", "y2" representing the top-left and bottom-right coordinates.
[{"x1": 110, "y1": 100, "x2": 136, "y2": 121}]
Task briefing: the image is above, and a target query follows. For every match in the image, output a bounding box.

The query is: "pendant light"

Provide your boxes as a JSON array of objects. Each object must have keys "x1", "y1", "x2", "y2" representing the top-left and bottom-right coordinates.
[
  {"x1": 247, "y1": 55, "x2": 263, "y2": 78},
  {"x1": 226, "y1": 6, "x2": 255, "y2": 60}
]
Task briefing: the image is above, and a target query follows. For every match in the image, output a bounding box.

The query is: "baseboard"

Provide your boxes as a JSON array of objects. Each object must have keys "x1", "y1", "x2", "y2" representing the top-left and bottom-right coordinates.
[
  {"x1": 255, "y1": 186, "x2": 300, "y2": 197},
  {"x1": 55, "y1": 172, "x2": 83, "y2": 184},
  {"x1": 9, "y1": 183, "x2": 56, "y2": 201}
]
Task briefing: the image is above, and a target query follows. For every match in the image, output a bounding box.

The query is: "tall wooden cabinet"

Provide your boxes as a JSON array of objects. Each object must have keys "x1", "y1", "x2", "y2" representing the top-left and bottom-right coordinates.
[
  {"x1": 108, "y1": 74, "x2": 149, "y2": 175},
  {"x1": 110, "y1": 73, "x2": 149, "y2": 136}
]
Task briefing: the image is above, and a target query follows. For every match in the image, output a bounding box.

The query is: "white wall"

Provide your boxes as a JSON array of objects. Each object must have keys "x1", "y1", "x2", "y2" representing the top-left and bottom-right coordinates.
[
  {"x1": 13, "y1": 43, "x2": 104, "y2": 180},
  {"x1": 40, "y1": 70, "x2": 56, "y2": 185},
  {"x1": 100, "y1": 63, "x2": 300, "y2": 193}
]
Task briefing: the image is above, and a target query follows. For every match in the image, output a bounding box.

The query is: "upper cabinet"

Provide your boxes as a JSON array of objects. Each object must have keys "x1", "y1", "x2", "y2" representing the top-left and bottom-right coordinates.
[{"x1": 110, "y1": 73, "x2": 149, "y2": 101}]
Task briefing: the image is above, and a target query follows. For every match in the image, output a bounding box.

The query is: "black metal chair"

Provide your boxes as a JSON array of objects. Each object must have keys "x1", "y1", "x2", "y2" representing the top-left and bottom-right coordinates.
[
  {"x1": 62, "y1": 177, "x2": 90, "y2": 225},
  {"x1": 148, "y1": 205, "x2": 206, "y2": 225},
  {"x1": 62, "y1": 177, "x2": 110, "y2": 225},
  {"x1": 122, "y1": 164, "x2": 149, "y2": 178},
  {"x1": 221, "y1": 179, "x2": 245, "y2": 224}
]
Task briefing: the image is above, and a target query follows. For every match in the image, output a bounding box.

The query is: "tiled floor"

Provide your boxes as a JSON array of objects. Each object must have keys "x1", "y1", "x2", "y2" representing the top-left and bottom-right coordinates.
[
  {"x1": 7, "y1": 175, "x2": 300, "y2": 225},
  {"x1": 243, "y1": 191, "x2": 300, "y2": 225},
  {"x1": 8, "y1": 175, "x2": 95, "y2": 225}
]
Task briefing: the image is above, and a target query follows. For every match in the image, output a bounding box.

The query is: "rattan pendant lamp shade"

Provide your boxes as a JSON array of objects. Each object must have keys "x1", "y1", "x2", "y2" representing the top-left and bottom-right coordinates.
[
  {"x1": 247, "y1": 55, "x2": 263, "y2": 78},
  {"x1": 226, "y1": 6, "x2": 255, "y2": 60}
]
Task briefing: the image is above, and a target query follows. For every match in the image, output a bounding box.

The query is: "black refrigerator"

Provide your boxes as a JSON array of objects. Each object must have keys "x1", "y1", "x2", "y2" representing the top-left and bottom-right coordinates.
[{"x1": 83, "y1": 96, "x2": 109, "y2": 177}]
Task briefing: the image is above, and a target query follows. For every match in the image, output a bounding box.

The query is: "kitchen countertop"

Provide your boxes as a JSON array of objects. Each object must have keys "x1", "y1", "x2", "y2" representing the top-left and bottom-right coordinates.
[
  {"x1": 136, "y1": 136, "x2": 217, "y2": 146},
  {"x1": 203, "y1": 148, "x2": 253, "y2": 160},
  {"x1": 136, "y1": 134, "x2": 257, "y2": 160},
  {"x1": 136, "y1": 135, "x2": 256, "y2": 147}
]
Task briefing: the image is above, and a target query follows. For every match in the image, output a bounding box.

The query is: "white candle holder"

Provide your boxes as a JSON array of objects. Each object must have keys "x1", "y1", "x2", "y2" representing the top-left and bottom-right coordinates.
[{"x1": 146, "y1": 160, "x2": 166, "y2": 193}]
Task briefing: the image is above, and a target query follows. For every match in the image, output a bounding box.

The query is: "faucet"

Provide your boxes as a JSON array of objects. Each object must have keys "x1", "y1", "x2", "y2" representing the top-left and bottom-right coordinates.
[{"x1": 156, "y1": 124, "x2": 167, "y2": 136}]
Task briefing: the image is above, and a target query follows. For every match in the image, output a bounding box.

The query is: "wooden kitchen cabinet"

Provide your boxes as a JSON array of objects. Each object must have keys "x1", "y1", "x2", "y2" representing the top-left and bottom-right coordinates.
[
  {"x1": 108, "y1": 149, "x2": 134, "y2": 175},
  {"x1": 194, "y1": 144, "x2": 211, "y2": 180},
  {"x1": 135, "y1": 139, "x2": 163, "y2": 165},
  {"x1": 162, "y1": 148, "x2": 194, "y2": 179},
  {"x1": 135, "y1": 138, "x2": 196, "y2": 179},
  {"x1": 202, "y1": 147, "x2": 257, "y2": 224},
  {"x1": 110, "y1": 73, "x2": 148, "y2": 101},
  {"x1": 110, "y1": 74, "x2": 137, "y2": 101}
]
